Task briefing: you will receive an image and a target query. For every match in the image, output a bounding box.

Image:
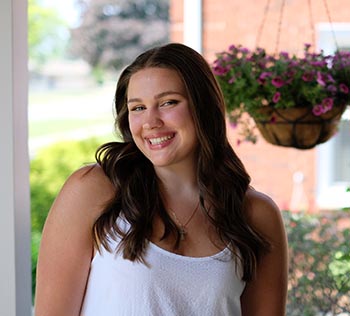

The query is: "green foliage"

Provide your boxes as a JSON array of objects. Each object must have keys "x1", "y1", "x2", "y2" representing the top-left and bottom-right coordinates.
[
  {"x1": 31, "y1": 138, "x2": 101, "y2": 232},
  {"x1": 28, "y1": 0, "x2": 68, "y2": 64},
  {"x1": 284, "y1": 210, "x2": 350, "y2": 315},
  {"x1": 31, "y1": 138, "x2": 102, "y2": 298}
]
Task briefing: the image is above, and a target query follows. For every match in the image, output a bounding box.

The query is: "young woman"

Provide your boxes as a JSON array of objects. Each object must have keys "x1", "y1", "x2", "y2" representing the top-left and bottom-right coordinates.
[{"x1": 35, "y1": 43, "x2": 288, "y2": 316}]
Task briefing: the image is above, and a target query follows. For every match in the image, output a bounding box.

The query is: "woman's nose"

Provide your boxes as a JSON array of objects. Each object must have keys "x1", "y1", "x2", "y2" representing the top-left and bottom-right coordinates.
[{"x1": 142, "y1": 109, "x2": 163, "y2": 130}]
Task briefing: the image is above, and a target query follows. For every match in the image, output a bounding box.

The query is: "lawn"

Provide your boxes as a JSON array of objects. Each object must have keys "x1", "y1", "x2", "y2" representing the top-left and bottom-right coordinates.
[{"x1": 28, "y1": 82, "x2": 117, "y2": 155}]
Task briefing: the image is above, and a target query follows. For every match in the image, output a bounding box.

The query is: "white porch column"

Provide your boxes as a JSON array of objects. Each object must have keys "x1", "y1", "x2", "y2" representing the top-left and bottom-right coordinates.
[
  {"x1": 0, "y1": 0, "x2": 32, "y2": 315},
  {"x1": 183, "y1": 0, "x2": 203, "y2": 53}
]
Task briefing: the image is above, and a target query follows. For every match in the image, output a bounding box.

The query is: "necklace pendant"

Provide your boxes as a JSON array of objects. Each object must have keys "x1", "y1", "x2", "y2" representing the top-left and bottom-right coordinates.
[{"x1": 179, "y1": 227, "x2": 186, "y2": 240}]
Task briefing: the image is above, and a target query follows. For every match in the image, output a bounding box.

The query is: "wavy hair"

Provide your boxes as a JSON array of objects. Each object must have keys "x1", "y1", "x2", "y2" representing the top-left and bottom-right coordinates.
[{"x1": 93, "y1": 43, "x2": 270, "y2": 281}]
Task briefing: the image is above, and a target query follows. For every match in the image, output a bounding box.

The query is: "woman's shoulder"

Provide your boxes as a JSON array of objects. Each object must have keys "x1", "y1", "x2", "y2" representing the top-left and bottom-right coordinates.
[
  {"x1": 66, "y1": 163, "x2": 114, "y2": 190},
  {"x1": 54, "y1": 163, "x2": 116, "y2": 221},
  {"x1": 243, "y1": 187, "x2": 285, "y2": 241}
]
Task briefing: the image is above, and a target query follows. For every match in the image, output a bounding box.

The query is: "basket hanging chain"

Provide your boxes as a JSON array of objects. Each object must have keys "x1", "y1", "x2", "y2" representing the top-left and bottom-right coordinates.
[
  {"x1": 307, "y1": 0, "x2": 316, "y2": 49},
  {"x1": 256, "y1": 0, "x2": 320, "y2": 53},
  {"x1": 275, "y1": 0, "x2": 286, "y2": 55},
  {"x1": 322, "y1": 0, "x2": 339, "y2": 51},
  {"x1": 255, "y1": 0, "x2": 271, "y2": 48}
]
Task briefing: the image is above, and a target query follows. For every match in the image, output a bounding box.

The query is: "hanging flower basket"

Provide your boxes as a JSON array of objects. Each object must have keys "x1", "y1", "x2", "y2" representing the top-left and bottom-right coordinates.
[
  {"x1": 253, "y1": 104, "x2": 347, "y2": 149},
  {"x1": 212, "y1": 44, "x2": 350, "y2": 148}
]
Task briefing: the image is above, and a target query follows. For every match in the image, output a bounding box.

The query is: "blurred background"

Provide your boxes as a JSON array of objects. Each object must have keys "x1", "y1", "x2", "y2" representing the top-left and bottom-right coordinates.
[{"x1": 27, "y1": 0, "x2": 350, "y2": 314}]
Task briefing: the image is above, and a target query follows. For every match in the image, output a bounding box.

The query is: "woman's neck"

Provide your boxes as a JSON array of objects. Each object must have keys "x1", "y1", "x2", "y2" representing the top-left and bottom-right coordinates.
[{"x1": 155, "y1": 165, "x2": 198, "y2": 199}]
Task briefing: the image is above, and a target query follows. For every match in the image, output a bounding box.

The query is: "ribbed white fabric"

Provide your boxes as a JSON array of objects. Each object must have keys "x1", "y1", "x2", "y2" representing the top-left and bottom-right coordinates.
[{"x1": 80, "y1": 220, "x2": 245, "y2": 316}]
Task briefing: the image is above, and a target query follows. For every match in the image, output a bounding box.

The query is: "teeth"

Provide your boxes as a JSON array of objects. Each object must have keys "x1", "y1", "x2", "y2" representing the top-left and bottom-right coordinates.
[{"x1": 149, "y1": 135, "x2": 173, "y2": 145}]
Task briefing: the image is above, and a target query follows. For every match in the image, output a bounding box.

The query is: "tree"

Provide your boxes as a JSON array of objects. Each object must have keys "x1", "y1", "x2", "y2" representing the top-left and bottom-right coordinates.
[
  {"x1": 28, "y1": 0, "x2": 69, "y2": 65},
  {"x1": 69, "y1": 0, "x2": 169, "y2": 72}
]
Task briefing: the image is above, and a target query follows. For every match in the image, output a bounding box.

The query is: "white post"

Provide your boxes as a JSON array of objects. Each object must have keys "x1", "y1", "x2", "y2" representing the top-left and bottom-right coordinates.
[
  {"x1": 183, "y1": 0, "x2": 203, "y2": 53},
  {"x1": 0, "y1": 0, "x2": 32, "y2": 315}
]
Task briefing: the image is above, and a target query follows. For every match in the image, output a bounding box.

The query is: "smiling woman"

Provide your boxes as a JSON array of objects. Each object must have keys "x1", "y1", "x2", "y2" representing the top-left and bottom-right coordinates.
[{"x1": 34, "y1": 43, "x2": 288, "y2": 316}]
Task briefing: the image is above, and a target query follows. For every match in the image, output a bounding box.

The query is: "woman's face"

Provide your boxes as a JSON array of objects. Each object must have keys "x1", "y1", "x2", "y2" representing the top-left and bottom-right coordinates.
[{"x1": 127, "y1": 67, "x2": 198, "y2": 170}]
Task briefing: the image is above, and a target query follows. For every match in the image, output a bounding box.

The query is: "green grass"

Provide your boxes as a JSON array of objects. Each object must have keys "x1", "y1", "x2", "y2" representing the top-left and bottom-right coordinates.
[
  {"x1": 29, "y1": 82, "x2": 116, "y2": 144},
  {"x1": 29, "y1": 118, "x2": 113, "y2": 138}
]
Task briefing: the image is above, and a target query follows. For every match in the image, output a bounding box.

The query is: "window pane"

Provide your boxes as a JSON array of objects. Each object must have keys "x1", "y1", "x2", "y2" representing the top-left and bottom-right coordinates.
[{"x1": 333, "y1": 118, "x2": 350, "y2": 181}]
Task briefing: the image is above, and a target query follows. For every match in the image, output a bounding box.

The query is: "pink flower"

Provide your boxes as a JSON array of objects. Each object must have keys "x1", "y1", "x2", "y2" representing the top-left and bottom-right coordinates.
[
  {"x1": 223, "y1": 55, "x2": 233, "y2": 62},
  {"x1": 228, "y1": 76, "x2": 235, "y2": 84},
  {"x1": 327, "y1": 74, "x2": 335, "y2": 83},
  {"x1": 339, "y1": 83, "x2": 349, "y2": 94},
  {"x1": 212, "y1": 65, "x2": 229, "y2": 76},
  {"x1": 272, "y1": 92, "x2": 281, "y2": 103},
  {"x1": 279, "y1": 51, "x2": 289, "y2": 59},
  {"x1": 327, "y1": 85, "x2": 337, "y2": 93},
  {"x1": 257, "y1": 72, "x2": 271, "y2": 84},
  {"x1": 321, "y1": 97, "x2": 333, "y2": 113},
  {"x1": 316, "y1": 71, "x2": 326, "y2": 86},
  {"x1": 271, "y1": 76, "x2": 284, "y2": 88},
  {"x1": 229, "y1": 44, "x2": 236, "y2": 51},
  {"x1": 312, "y1": 98, "x2": 334, "y2": 116},
  {"x1": 239, "y1": 47, "x2": 250, "y2": 54},
  {"x1": 302, "y1": 72, "x2": 313, "y2": 82},
  {"x1": 312, "y1": 104, "x2": 324, "y2": 116},
  {"x1": 311, "y1": 61, "x2": 327, "y2": 67}
]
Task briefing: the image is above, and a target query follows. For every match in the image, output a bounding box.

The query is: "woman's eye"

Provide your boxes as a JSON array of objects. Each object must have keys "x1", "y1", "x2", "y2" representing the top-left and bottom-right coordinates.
[
  {"x1": 131, "y1": 105, "x2": 145, "y2": 112},
  {"x1": 161, "y1": 100, "x2": 178, "y2": 107}
]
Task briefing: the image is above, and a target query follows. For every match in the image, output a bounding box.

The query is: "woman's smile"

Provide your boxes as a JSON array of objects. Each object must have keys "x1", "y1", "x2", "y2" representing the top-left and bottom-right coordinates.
[{"x1": 146, "y1": 133, "x2": 175, "y2": 146}]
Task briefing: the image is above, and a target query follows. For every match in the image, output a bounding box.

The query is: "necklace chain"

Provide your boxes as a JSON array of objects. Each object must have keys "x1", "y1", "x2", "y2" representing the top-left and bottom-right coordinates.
[{"x1": 170, "y1": 200, "x2": 200, "y2": 241}]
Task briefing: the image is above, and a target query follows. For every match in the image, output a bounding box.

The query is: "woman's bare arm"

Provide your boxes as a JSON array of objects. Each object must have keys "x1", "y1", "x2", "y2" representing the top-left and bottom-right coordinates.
[
  {"x1": 241, "y1": 189, "x2": 288, "y2": 316},
  {"x1": 34, "y1": 164, "x2": 115, "y2": 316}
]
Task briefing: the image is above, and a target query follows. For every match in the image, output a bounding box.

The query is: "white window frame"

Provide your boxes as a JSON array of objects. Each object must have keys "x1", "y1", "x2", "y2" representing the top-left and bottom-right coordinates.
[{"x1": 316, "y1": 23, "x2": 350, "y2": 210}]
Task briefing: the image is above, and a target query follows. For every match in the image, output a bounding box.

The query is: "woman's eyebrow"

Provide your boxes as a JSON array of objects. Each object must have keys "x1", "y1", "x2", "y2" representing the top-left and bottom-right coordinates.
[
  {"x1": 154, "y1": 91, "x2": 183, "y2": 99},
  {"x1": 127, "y1": 97, "x2": 142, "y2": 104},
  {"x1": 127, "y1": 91, "x2": 183, "y2": 104}
]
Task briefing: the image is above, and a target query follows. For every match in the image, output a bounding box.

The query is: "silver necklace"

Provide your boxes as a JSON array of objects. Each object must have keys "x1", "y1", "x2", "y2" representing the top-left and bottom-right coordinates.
[{"x1": 170, "y1": 201, "x2": 200, "y2": 240}]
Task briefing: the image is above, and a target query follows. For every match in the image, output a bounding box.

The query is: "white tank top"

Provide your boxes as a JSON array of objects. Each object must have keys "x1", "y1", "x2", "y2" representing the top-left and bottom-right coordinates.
[{"x1": 80, "y1": 221, "x2": 245, "y2": 316}]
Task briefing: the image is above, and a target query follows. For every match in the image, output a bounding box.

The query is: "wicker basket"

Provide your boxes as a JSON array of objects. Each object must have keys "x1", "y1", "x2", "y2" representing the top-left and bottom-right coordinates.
[{"x1": 254, "y1": 104, "x2": 347, "y2": 149}]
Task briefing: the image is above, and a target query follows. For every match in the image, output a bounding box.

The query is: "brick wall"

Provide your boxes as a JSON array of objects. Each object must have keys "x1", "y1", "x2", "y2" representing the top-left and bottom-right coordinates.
[{"x1": 170, "y1": 0, "x2": 350, "y2": 211}]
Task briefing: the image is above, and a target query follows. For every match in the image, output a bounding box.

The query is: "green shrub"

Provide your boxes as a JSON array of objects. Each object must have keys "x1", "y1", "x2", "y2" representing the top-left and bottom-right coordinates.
[
  {"x1": 284, "y1": 210, "x2": 350, "y2": 315},
  {"x1": 31, "y1": 138, "x2": 102, "y2": 299}
]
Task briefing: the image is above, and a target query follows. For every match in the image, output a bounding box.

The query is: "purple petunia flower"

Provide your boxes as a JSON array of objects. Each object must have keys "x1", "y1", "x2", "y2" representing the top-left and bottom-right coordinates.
[
  {"x1": 339, "y1": 83, "x2": 349, "y2": 94},
  {"x1": 327, "y1": 85, "x2": 337, "y2": 93},
  {"x1": 312, "y1": 104, "x2": 324, "y2": 116},
  {"x1": 257, "y1": 72, "x2": 271, "y2": 84},
  {"x1": 310, "y1": 61, "x2": 327, "y2": 67},
  {"x1": 280, "y1": 51, "x2": 289, "y2": 59},
  {"x1": 272, "y1": 92, "x2": 281, "y2": 103},
  {"x1": 228, "y1": 76, "x2": 235, "y2": 84},
  {"x1": 302, "y1": 72, "x2": 314, "y2": 82},
  {"x1": 322, "y1": 97, "x2": 333, "y2": 113},
  {"x1": 229, "y1": 44, "x2": 236, "y2": 51},
  {"x1": 327, "y1": 74, "x2": 335, "y2": 83},
  {"x1": 271, "y1": 76, "x2": 284, "y2": 88},
  {"x1": 212, "y1": 65, "x2": 229, "y2": 76},
  {"x1": 240, "y1": 47, "x2": 250, "y2": 54},
  {"x1": 316, "y1": 71, "x2": 326, "y2": 86}
]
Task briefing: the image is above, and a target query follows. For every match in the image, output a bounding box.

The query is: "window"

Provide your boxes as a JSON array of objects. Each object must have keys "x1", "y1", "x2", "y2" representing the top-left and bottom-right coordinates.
[{"x1": 316, "y1": 23, "x2": 350, "y2": 209}]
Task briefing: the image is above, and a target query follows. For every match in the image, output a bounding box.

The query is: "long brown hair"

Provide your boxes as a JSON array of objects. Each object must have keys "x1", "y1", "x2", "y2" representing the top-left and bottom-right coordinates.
[{"x1": 94, "y1": 43, "x2": 270, "y2": 281}]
